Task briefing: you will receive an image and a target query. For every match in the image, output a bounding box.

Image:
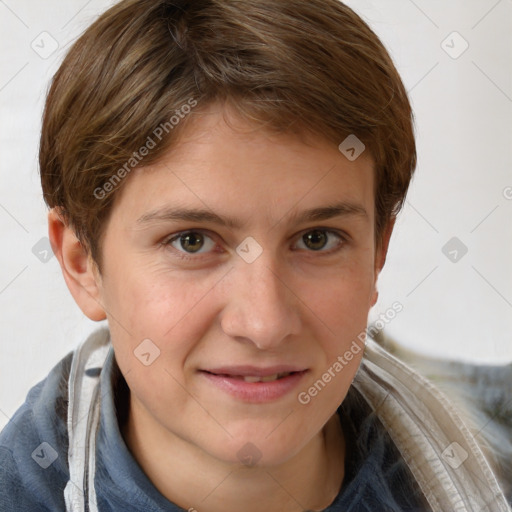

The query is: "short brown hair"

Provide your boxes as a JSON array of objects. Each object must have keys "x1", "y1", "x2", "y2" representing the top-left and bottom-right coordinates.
[{"x1": 40, "y1": 0, "x2": 416, "y2": 271}]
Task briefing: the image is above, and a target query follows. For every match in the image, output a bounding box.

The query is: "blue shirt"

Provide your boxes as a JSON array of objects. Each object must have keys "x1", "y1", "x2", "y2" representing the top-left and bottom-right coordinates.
[{"x1": 0, "y1": 347, "x2": 429, "y2": 511}]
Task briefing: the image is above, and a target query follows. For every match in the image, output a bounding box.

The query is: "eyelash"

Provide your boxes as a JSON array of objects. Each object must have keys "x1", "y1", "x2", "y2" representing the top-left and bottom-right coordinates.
[{"x1": 161, "y1": 228, "x2": 347, "y2": 261}]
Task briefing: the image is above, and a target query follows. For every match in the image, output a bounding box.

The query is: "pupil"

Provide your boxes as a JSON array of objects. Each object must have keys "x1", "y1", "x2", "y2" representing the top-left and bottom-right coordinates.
[
  {"x1": 305, "y1": 230, "x2": 327, "y2": 250},
  {"x1": 181, "y1": 232, "x2": 203, "y2": 252}
]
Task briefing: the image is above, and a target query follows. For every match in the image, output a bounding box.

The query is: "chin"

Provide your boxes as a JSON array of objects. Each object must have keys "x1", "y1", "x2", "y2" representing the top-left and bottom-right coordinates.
[{"x1": 206, "y1": 428, "x2": 307, "y2": 468}]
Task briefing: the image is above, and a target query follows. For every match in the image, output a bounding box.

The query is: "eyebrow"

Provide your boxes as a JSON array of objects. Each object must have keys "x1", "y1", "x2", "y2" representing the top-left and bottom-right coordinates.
[{"x1": 135, "y1": 200, "x2": 368, "y2": 229}]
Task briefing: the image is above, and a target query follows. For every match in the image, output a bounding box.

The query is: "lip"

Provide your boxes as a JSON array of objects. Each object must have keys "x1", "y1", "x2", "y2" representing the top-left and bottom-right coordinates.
[
  {"x1": 203, "y1": 365, "x2": 306, "y2": 377},
  {"x1": 199, "y1": 366, "x2": 308, "y2": 403}
]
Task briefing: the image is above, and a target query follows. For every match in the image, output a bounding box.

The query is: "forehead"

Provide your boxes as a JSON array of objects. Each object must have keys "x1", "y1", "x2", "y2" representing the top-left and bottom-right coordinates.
[{"x1": 109, "y1": 103, "x2": 375, "y2": 229}]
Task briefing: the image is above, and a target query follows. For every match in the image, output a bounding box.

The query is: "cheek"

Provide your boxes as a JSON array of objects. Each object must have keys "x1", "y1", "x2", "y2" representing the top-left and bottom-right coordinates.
[
  {"x1": 103, "y1": 259, "x2": 215, "y2": 333},
  {"x1": 299, "y1": 258, "x2": 374, "y2": 396},
  {"x1": 102, "y1": 264, "x2": 227, "y2": 378},
  {"x1": 104, "y1": 269, "x2": 220, "y2": 419},
  {"x1": 305, "y1": 259, "x2": 375, "y2": 332},
  {"x1": 295, "y1": 275, "x2": 370, "y2": 424}
]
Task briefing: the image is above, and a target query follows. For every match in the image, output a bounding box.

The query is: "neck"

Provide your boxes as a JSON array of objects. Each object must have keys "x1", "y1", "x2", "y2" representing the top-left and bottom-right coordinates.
[{"x1": 122, "y1": 398, "x2": 345, "y2": 512}]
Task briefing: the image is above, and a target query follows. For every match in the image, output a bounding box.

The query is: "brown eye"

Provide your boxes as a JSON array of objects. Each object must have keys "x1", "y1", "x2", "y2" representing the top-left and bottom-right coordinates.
[
  {"x1": 168, "y1": 231, "x2": 216, "y2": 254},
  {"x1": 303, "y1": 230, "x2": 328, "y2": 250},
  {"x1": 295, "y1": 229, "x2": 344, "y2": 253},
  {"x1": 179, "y1": 232, "x2": 204, "y2": 252}
]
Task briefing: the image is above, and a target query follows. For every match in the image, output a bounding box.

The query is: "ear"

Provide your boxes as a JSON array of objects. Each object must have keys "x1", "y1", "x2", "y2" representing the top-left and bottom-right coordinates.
[
  {"x1": 48, "y1": 208, "x2": 107, "y2": 321},
  {"x1": 370, "y1": 216, "x2": 395, "y2": 307}
]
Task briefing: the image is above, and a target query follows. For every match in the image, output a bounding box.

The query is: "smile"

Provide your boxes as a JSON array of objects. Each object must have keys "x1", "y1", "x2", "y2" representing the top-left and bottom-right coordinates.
[
  {"x1": 199, "y1": 368, "x2": 308, "y2": 403},
  {"x1": 215, "y1": 371, "x2": 292, "y2": 383}
]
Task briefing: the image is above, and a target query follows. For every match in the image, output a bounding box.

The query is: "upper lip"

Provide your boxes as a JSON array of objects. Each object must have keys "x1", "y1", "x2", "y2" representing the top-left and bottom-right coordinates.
[{"x1": 201, "y1": 365, "x2": 307, "y2": 377}]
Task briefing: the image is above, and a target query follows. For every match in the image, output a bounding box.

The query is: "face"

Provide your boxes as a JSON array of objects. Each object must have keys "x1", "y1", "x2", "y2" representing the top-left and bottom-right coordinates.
[{"x1": 92, "y1": 103, "x2": 385, "y2": 467}]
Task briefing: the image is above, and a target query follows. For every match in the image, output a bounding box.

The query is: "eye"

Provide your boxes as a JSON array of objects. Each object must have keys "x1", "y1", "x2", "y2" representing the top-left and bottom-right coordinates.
[
  {"x1": 294, "y1": 228, "x2": 344, "y2": 252},
  {"x1": 166, "y1": 230, "x2": 217, "y2": 254},
  {"x1": 163, "y1": 227, "x2": 345, "y2": 259}
]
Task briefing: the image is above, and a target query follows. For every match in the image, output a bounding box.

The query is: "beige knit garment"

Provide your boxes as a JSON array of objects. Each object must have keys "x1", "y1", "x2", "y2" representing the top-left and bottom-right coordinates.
[{"x1": 354, "y1": 339, "x2": 511, "y2": 512}]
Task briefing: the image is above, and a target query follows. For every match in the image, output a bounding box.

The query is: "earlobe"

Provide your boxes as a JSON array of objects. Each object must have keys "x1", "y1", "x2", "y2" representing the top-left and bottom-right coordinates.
[
  {"x1": 370, "y1": 289, "x2": 379, "y2": 308},
  {"x1": 48, "y1": 208, "x2": 107, "y2": 321}
]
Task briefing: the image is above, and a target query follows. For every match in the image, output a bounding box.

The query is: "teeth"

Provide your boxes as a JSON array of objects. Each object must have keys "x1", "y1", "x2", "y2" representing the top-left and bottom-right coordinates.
[
  {"x1": 261, "y1": 373, "x2": 280, "y2": 382},
  {"x1": 243, "y1": 375, "x2": 267, "y2": 383},
  {"x1": 242, "y1": 372, "x2": 290, "y2": 383}
]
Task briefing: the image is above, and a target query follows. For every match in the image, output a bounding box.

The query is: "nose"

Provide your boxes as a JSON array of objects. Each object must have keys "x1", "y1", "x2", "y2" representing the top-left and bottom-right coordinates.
[{"x1": 219, "y1": 254, "x2": 301, "y2": 350}]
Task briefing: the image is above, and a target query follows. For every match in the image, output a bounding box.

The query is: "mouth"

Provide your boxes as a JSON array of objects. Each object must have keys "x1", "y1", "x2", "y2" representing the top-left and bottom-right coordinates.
[
  {"x1": 198, "y1": 367, "x2": 308, "y2": 402},
  {"x1": 203, "y1": 371, "x2": 295, "y2": 383}
]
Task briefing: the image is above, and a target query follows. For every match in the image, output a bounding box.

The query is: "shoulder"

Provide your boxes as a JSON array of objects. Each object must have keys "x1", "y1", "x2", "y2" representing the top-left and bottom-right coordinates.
[
  {"x1": 363, "y1": 333, "x2": 512, "y2": 509},
  {"x1": 0, "y1": 349, "x2": 73, "y2": 511},
  {"x1": 397, "y1": 351, "x2": 512, "y2": 505}
]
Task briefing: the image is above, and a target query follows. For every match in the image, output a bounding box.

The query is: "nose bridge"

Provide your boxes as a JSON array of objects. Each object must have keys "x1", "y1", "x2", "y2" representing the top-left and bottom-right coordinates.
[
  {"x1": 220, "y1": 250, "x2": 300, "y2": 348},
  {"x1": 246, "y1": 256, "x2": 284, "y2": 306}
]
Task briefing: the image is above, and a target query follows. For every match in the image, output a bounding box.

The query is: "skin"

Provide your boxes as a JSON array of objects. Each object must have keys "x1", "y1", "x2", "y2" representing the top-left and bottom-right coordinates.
[{"x1": 49, "y1": 102, "x2": 394, "y2": 512}]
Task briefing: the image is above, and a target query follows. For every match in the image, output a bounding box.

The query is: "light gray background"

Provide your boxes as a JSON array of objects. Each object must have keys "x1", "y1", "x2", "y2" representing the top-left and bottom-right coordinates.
[{"x1": 1, "y1": 0, "x2": 511, "y2": 431}]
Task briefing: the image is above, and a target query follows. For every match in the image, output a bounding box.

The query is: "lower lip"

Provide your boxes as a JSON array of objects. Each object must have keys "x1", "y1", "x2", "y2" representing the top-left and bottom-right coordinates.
[{"x1": 200, "y1": 371, "x2": 308, "y2": 403}]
